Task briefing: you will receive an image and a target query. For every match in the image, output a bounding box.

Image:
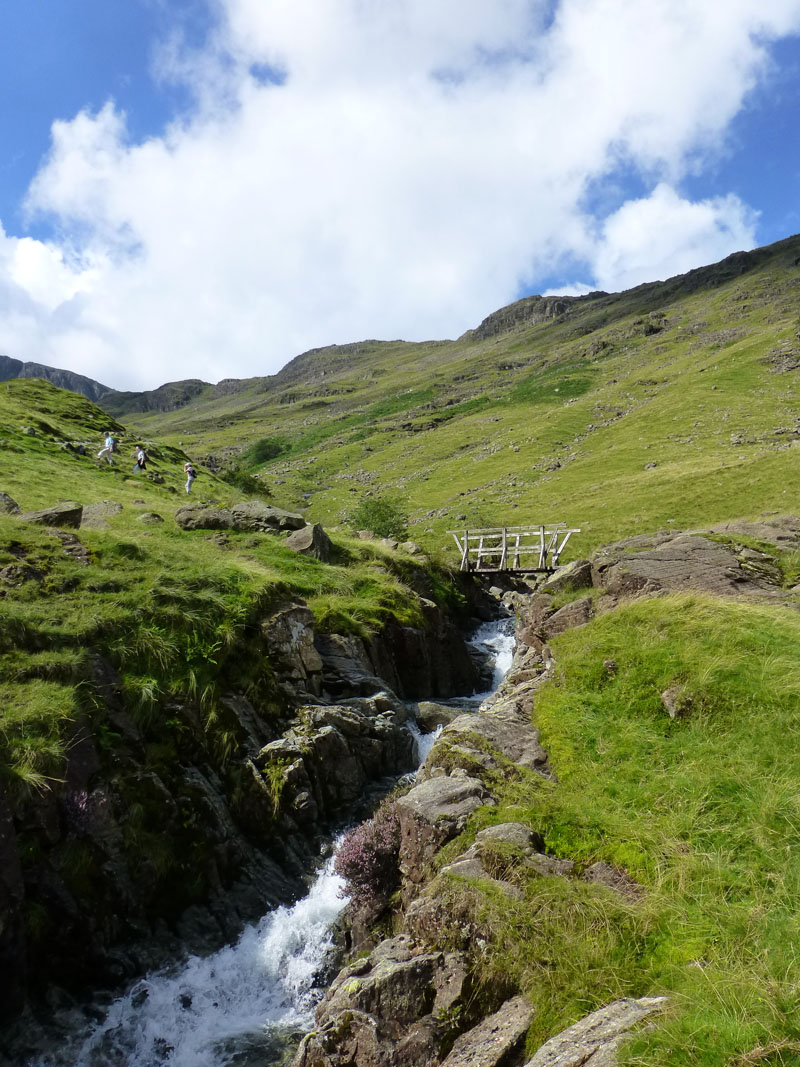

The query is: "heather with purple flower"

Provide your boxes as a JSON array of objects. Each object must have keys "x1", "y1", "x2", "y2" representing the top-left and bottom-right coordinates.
[{"x1": 335, "y1": 800, "x2": 401, "y2": 908}]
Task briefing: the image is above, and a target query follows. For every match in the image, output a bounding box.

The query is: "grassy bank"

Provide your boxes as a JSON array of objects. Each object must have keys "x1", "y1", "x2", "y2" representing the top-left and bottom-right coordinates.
[{"x1": 435, "y1": 593, "x2": 800, "y2": 1065}]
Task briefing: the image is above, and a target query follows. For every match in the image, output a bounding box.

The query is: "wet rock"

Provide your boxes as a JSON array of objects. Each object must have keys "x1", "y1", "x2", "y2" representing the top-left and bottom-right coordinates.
[
  {"x1": 415, "y1": 701, "x2": 461, "y2": 731},
  {"x1": 523, "y1": 996, "x2": 667, "y2": 1066},
  {"x1": 19, "y1": 502, "x2": 83, "y2": 529},
  {"x1": 285, "y1": 522, "x2": 332, "y2": 561},
  {"x1": 0, "y1": 492, "x2": 20, "y2": 514},
  {"x1": 294, "y1": 935, "x2": 468, "y2": 1067},
  {"x1": 441, "y1": 994, "x2": 534, "y2": 1067}
]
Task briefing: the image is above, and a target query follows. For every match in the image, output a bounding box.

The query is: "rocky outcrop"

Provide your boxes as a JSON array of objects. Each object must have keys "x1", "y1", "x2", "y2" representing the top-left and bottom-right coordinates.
[
  {"x1": 255, "y1": 693, "x2": 417, "y2": 830},
  {"x1": 230, "y1": 500, "x2": 306, "y2": 531},
  {"x1": 523, "y1": 997, "x2": 667, "y2": 1066},
  {"x1": 174, "y1": 500, "x2": 306, "y2": 532},
  {"x1": 18, "y1": 502, "x2": 83, "y2": 528},
  {"x1": 315, "y1": 601, "x2": 482, "y2": 701},
  {"x1": 591, "y1": 530, "x2": 784, "y2": 598},
  {"x1": 295, "y1": 935, "x2": 470, "y2": 1067},
  {"x1": 443, "y1": 994, "x2": 534, "y2": 1067}
]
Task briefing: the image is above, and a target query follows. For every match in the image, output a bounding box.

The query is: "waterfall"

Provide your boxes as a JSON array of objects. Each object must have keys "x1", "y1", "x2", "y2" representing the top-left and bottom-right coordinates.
[
  {"x1": 26, "y1": 853, "x2": 346, "y2": 1067},
  {"x1": 20, "y1": 617, "x2": 514, "y2": 1067}
]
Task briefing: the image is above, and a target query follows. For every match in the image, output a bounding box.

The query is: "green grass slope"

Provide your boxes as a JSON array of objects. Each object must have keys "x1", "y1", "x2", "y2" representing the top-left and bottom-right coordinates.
[
  {"x1": 0, "y1": 378, "x2": 464, "y2": 793},
  {"x1": 119, "y1": 234, "x2": 800, "y2": 559}
]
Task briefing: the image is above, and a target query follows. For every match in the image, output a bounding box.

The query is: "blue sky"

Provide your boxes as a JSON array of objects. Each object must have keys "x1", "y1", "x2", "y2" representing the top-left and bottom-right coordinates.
[{"x1": 2, "y1": 0, "x2": 800, "y2": 389}]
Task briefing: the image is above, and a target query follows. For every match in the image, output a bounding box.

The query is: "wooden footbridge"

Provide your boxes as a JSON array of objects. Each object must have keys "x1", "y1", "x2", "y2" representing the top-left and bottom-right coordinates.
[{"x1": 449, "y1": 523, "x2": 580, "y2": 574}]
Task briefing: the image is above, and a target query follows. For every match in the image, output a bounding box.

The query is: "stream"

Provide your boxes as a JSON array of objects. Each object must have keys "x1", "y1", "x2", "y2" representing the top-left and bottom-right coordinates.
[{"x1": 14, "y1": 619, "x2": 515, "y2": 1067}]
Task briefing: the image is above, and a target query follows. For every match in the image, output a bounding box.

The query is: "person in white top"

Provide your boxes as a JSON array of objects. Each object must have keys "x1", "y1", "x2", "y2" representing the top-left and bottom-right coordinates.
[
  {"x1": 97, "y1": 432, "x2": 115, "y2": 464},
  {"x1": 184, "y1": 462, "x2": 196, "y2": 494}
]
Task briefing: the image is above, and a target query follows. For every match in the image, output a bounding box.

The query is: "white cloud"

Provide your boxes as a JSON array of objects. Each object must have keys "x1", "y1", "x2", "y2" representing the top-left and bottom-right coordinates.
[{"x1": 1, "y1": 0, "x2": 799, "y2": 389}]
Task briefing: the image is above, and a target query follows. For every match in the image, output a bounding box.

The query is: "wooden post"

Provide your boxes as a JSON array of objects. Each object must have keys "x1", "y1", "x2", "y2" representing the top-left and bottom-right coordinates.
[{"x1": 500, "y1": 527, "x2": 508, "y2": 570}]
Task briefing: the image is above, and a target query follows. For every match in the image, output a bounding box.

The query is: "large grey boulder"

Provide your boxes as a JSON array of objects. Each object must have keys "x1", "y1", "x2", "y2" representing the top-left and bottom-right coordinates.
[
  {"x1": 524, "y1": 996, "x2": 667, "y2": 1066},
  {"x1": 441, "y1": 994, "x2": 534, "y2": 1067},
  {"x1": 230, "y1": 500, "x2": 305, "y2": 531},
  {"x1": 19, "y1": 502, "x2": 83, "y2": 528},
  {"x1": 174, "y1": 503, "x2": 233, "y2": 530},
  {"x1": 285, "y1": 522, "x2": 332, "y2": 561}
]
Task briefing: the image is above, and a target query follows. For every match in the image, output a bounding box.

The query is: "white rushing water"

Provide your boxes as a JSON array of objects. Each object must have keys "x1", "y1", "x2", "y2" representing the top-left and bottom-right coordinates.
[
  {"x1": 22, "y1": 617, "x2": 514, "y2": 1067},
  {"x1": 471, "y1": 618, "x2": 516, "y2": 698},
  {"x1": 29, "y1": 853, "x2": 346, "y2": 1067}
]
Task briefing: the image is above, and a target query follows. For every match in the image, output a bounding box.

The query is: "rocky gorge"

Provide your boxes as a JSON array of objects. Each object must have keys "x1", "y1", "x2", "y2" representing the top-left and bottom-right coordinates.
[
  {"x1": 5, "y1": 515, "x2": 800, "y2": 1067},
  {"x1": 0, "y1": 551, "x2": 491, "y2": 1041},
  {"x1": 290, "y1": 516, "x2": 800, "y2": 1067}
]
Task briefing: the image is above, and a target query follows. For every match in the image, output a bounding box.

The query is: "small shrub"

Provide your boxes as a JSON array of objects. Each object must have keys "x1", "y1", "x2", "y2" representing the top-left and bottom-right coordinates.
[
  {"x1": 243, "y1": 437, "x2": 289, "y2": 467},
  {"x1": 346, "y1": 495, "x2": 409, "y2": 541},
  {"x1": 335, "y1": 799, "x2": 401, "y2": 907}
]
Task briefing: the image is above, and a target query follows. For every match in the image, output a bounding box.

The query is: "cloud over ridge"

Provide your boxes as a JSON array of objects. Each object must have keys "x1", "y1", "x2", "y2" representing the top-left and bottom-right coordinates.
[{"x1": 2, "y1": 0, "x2": 800, "y2": 389}]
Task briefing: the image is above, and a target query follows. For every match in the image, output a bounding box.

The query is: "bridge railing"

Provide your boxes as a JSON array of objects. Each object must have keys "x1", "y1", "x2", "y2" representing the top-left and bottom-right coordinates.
[{"x1": 447, "y1": 524, "x2": 580, "y2": 573}]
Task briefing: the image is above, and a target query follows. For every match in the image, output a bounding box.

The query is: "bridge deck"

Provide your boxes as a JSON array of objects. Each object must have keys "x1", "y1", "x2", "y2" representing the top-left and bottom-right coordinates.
[{"x1": 448, "y1": 524, "x2": 580, "y2": 573}]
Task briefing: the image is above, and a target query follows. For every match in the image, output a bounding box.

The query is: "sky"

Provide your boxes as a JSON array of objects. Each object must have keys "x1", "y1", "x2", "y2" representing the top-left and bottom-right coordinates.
[{"x1": 1, "y1": 1, "x2": 800, "y2": 392}]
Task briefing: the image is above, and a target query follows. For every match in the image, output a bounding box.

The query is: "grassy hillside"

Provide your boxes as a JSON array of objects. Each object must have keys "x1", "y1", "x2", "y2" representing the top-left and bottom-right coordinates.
[
  {"x1": 114, "y1": 234, "x2": 800, "y2": 559},
  {"x1": 0, "y1": 378, "x2": 464, "y2": 795}
]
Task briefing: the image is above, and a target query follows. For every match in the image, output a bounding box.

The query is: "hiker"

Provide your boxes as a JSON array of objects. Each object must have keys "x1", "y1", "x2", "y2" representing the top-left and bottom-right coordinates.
[
  {"x1": 184, "y1": 461, "x2": 197, "y2": 494},
  {"x1": 132, "y1": 445, "x2": 148, "y2": 475},
  {"x1": 97, "y1": 431, "x2": 116, "y2": 464}
]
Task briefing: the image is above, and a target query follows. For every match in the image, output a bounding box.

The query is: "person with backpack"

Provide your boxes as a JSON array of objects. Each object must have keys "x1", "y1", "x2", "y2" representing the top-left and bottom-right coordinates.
[
  {"x1": 97, "y1": 432, "x2": 116, "y2": 464},
  {"x1": 133, "y1": 445, "x2": 148, "y2": 475},
  {"x1": 184, "y1": 461, "x2": 197, "y2": 494}
]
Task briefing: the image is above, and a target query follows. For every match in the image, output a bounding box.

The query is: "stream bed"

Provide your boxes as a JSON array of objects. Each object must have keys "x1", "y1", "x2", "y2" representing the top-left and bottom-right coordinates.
[{"x1": 13, "y1": 618, "x2": 515, "y2": 1067}]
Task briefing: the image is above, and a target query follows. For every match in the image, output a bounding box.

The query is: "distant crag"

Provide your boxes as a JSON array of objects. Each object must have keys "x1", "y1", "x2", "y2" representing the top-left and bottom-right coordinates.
[{"x1": 0, "y1": 355, "x2": 110, "y2": 403}]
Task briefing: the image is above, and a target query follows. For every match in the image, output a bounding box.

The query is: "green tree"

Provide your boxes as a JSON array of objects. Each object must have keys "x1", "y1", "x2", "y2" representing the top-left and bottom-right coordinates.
[{"x1": 347, "y1": 494, "x2": 409, "y2": 540}]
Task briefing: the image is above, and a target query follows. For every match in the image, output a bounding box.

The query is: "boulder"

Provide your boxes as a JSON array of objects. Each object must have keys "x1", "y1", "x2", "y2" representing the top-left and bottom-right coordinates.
[
  {"x1": 261, "y1": 603, "x2": 324, "y2": 699},
  {"x1": 0, "y1": 492, "x2": 20, "y2": 514},
  {"x1": 137, "y1": 512, "x2": 164, "y2": 525},
  {"x1": 441, "y1": 994, "x2": 534, "y2": 1067},
  {"x1": 19, "y1": 502, "x2": 83, "y2": 529},
  {"x1": 396, "y1": 775, "x2": 491, "y2": 885},
  {"x1": 540, "y1": 559, "x2": 593, "y2": 594},
  {"x1": 230, "y1": 501, "x2": 305, "y2": 532},
  {"x1": 524, "y1": 996, "x2": 667, "y2": 1066},
  {"x1": 174, "y1": 504, "x2": 234, "y2": 530},
  {"x1": 415, "y1": 701, "x2": 462, "y2": 731},
  {"x1": 294, "y1": 935, "x2": 468, "y2": 1067},
  {"x1": 81, "y1": 500, "x2": 122, "y2": 529},
  {"x1": 285, "y1": 522, "x2": 332, "y2": 561}
]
